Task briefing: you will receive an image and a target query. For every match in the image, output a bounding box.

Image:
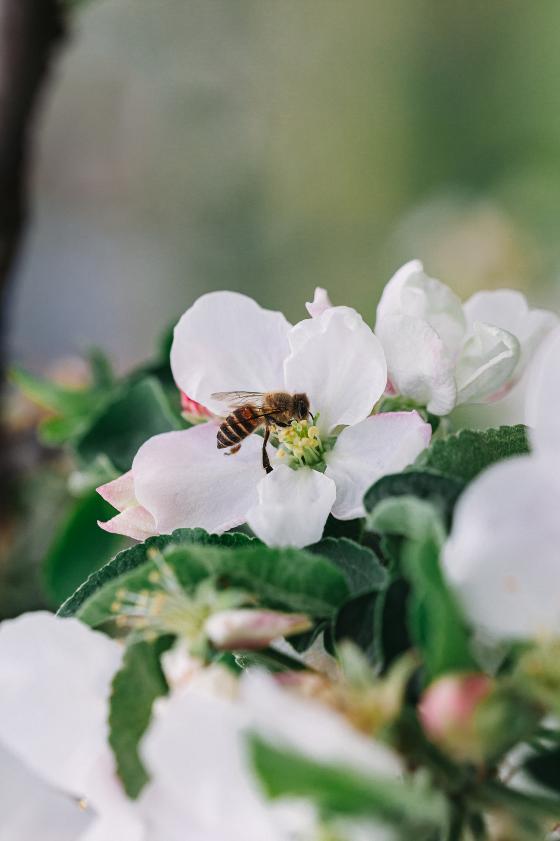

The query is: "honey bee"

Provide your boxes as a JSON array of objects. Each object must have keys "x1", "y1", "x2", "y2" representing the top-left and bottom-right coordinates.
[{"x1": 211, "y1": 391, "x2": 311, "y2": 474}]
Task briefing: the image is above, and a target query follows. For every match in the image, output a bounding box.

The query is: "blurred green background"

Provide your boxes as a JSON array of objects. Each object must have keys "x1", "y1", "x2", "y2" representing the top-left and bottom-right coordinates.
[
  {"x1": 7, "y1": 0, "x2": 560, "y2": 372},
  {"x1": 3, "y1": 0, "x2": 560, "y2": 618}
]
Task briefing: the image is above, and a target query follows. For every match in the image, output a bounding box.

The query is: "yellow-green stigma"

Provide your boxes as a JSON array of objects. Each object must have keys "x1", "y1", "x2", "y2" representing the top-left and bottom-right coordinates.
[
  {"x1": 110, "y1": 551, "x2": 248, "y2": 653},
  {"x1": 276, "y1": 417, "x2": 326, "y2": 469}
]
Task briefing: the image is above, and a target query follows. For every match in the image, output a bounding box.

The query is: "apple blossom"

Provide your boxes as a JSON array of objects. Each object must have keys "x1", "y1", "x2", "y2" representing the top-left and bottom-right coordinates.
[
  {"x1": 98, "y1": 292, "x2": 431, "y2": 548},
  {"x1": 373, "y1": 261, "x2": 555, "y2": 416},
  {"x1": 0, "y1": 612, "x2": 144, "y2": 841},
  {"x1": 205, "y1": 608, "x2": 312, "y2": 650},
  {"x1": 139, "y1": 669, "x2": 403, "y2": 841},
  {"x1": 443, "y1": 327, "x2": 560, "y2": 640},
  {"x1": 419, "y1": 673, "x2": 493, "y2": 763}
]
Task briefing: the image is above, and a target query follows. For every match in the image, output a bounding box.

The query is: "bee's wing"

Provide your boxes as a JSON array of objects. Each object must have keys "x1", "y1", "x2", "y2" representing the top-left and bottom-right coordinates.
[{"x1": 210, "y1": 391, "x2": 267, "y2": 409}]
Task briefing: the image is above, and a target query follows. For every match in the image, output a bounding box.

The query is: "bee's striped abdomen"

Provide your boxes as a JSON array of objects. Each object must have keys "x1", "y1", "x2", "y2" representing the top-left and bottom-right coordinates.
[{"x1": 217, "y1": 406, "x2": 261, "y2": 449}]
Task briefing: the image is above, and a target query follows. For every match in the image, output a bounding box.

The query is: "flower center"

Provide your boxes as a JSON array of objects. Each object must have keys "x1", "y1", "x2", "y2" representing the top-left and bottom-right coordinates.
[{"x1": 275, "y1": 417, "x2": 327, "y2": 470}]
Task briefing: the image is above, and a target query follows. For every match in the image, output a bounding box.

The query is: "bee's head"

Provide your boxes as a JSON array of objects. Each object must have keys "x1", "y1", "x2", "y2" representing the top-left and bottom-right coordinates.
[{"x1": 294, "y1": 393, "x2": 311, "y2": 420}]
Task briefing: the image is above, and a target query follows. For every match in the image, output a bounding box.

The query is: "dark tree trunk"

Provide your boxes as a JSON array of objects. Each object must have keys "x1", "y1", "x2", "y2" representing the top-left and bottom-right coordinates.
[{"x1": 0, "y1": 0, "x2": 67, "y2": 508}]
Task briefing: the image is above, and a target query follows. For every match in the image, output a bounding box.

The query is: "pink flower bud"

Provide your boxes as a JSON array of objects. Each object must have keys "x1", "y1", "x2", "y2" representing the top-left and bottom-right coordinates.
[
  {"x1": 205, "y1": 609, "x2": 312, "y2": 650},
  {"x1": 180, "y1": 391, "x2": 213, "y2": 422},
  {"x1": 419, "y1": 673, "x2": 493, "y2": 763}
]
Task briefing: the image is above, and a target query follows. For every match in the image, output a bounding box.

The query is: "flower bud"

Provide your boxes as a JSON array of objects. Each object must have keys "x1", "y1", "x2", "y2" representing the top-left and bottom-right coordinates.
[
  {"x1": 419, "y1": 673, "x2": 493, "y2": 763},
  {"x1": 180, "y1": 391, "x2": 213, "y2": 423},
  {"x1": 205, "y1": 609, "x2": 311, "y2": 650}
]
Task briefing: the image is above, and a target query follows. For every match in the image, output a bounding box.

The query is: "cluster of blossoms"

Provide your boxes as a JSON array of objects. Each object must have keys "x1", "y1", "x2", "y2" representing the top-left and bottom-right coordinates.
[
  {"x1": 98, "y1": 260, "x2": 556, "y2": 548},
  {"x1": 3, "y1": 260, "x2": 560, "y2": 841}
]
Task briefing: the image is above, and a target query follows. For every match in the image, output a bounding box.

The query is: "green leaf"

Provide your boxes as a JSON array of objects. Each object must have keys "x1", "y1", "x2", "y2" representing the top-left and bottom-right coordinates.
[
  {"x1": 335, "y1": 592, "x2": 383, "y2": 666},
  {"x1": 249, "y1": 736, "x2": 448, "y2": 831},
  {"x1": 10, "y1": 365, "x2": 99, "y2": 416},
  {"x1": 308, "y1": 538, "x2": 388, "y2": 597},
  {"x1": 75, "y1": 542, "x2": 350, "y2": 628},
  {"x1": 75, "y1": 377, "x2": 181, "y2": 471},
  {"x1": 43, "y1": 491, "x2": 127, "y2": 605},
  {"x1": 523, "y1": 748, "x2": 560, "y2": 794},
  {"x1": 401, "y1": 531, "x2": 476, "y2": 679},
  {"x1": 415, "y1": 425, "x2": 529, "y2": 484},
  {"x1": 109, "y1": 638, "x2": 172, "y2": 798},
  {"x1": 364, "y1": 471, "x2": 463, "y2": 528},
  {"x1": 58, "y1": 529, "x2": 253, "y2": 618},
  {"x1": 368, "y1": 496, "x2": 446, "y2": 545}
]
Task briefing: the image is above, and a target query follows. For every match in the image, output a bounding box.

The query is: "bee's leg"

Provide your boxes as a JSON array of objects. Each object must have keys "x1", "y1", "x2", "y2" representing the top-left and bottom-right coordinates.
[
  {"x1": 262, "y1": 425, "x2": 273, "y2": 474},
  {"x1": 226, "y1": 444, "x2": 241, "y2": 456}
]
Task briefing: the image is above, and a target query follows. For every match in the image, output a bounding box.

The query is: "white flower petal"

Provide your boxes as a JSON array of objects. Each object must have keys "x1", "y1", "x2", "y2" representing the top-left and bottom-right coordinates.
[
  {"x1": 242, "y1": 671, "x2": 403, "y2": 779},
  {"x1": 141, "y1": 691, "x2": 283, "y2": 841},
  {"x1": 170, "y1": 292, "x2": 291, "y2": 415},
  {"x1": 325, "y1": 412, "x2": 431, "y2": 520},
  {"x1": 464, "y1": 289, "x2": 559, "y2": 377},
  {"x1": 443, "y1": 457, "x2": 560, "y2": 640},
  {"x1": 526, "y1": 326, "x2": 560, "y2": 456},
  {"x1": 246, "y1": 465, "x2": 336, "y2": 548},
  {"x1": 97, "y1": 471, "x2": 136, "y2": 511},
  {"x1": 284, "y1": 307, "x2": 387, "y2": 433},
  {"x1": 455, "y1": 322, "x2": 520, "y2": 405},
  {"x1": 305, "y1": 287, "x2": 332, "y2": 318},
  {"x1": 375, "y1": 314, "x2": 457, "y2": 415},
  {"x1": 377, "y1": 260, "x2": 466, "y2": 356},
  {"x1": 0, "y1": 744, "x2": 91, "y2": 841},
  {"x1": 132, "y1": 424, "x2": 265, "y2": 535},
  {"x1": 0, "y1": 613, "x2": 121, "y2": 801},
  {"x1": 97, "y1": 504, "x2": 157, "y2": 542}
]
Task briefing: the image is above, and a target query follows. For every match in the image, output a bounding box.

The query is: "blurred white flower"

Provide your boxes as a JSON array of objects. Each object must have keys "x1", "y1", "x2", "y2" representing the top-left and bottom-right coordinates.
[
  {"x1": 99, "y1": 292, "x2": 430, "y2": 548},
  {"x1": 139, "y1": 670, "x2": 402, "y2": 841},
  {"x1": 443, "y1": 328, "x2": 560, "y2": 640},
  {"x1": 0, "y1": 612, "x2": 143, "y2": 841},
  {"x1": 374, "y1": 261, "x2": 557, "y2": 416}
]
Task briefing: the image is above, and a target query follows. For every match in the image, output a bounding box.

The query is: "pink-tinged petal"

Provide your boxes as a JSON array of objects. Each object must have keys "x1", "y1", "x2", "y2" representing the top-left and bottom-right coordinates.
[
  {"x1": 455, "y1": 322, "x2": 519, "y2": 405},
  {"x1": 325, "y1": 411, "x2": 431, "y2": 520},
  {"x1": 377, "y1": 260, "x2": 466, "y2": 356},
  {"x1": 205, "y1": 609, "x2": 312, "y2": 650},
  {"x1": 0, "y1": 613, "x2": 122, "y2": 802},
  {"x1": 305, "y1": 287, "x2": 332, "y2": 318},
  {"x1": 526, "y1": 326, "x2": 560, "y2": 456},
  {"x1": 170, "y1": 292, "x2": 291, "y2": 415},
  {"x1": 246, "y1": 465, "x2": 336, "y2": 548},
  {"x1": 443, "y1": 456, "x2": 560, "y2": 639},
  {"x1": 376, "y1": 314, "x2": 457, "y2": 415},
  {"x1": 180, "y1": 391, "x2": 213, "y2": 422},
  {"x1": 464, "y1": 289, "x2": 559, "y2": 377},
  {"x1": 97, "y1": 471, "x2": 136, "y2": 512},
  {"x1": 133, "y1": 423, "x2": 265, "y2": 535},
  {"x1": 98, "y1": 505, "x2": 157, "y2": 542},
  {"x1": 285, "y1": 307, "x2": 387, "y2": 434}
]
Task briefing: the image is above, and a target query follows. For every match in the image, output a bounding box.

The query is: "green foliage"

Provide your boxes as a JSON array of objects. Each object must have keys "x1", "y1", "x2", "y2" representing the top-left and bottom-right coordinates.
[
  {"x1": 43, "y1": 491, "x2": 127, "y2": 606},
  {"x1": 75, "y1": 377, "x2": 181, "y2": 472},
  {"x1": 74, "y1": 541, "x2": 350, "y2": 628},
  {"x1": 523, "y1": 747, "x2": 560, "y2": 794},
  {"x1": 109, "y1": 638, "x2": 172, "y2": 798},
  {"x1": 58, "y1": 529, "x2": 253, "y2": 618},
  {"x1": 364, "y1": 470, "x2": 463, "y2": 528},
  {"x1": 309, "y1": 537, "x2": 388, "y2": 597},
  {"x1": 401, "y1": 527, "x2": 476, "y2": 680},
  {"x1": 415, "y1": 425, "x2": 530, "y2": 483},
  {"x1": 249, "y1": 736, "x2": 448, "y2": 832}
]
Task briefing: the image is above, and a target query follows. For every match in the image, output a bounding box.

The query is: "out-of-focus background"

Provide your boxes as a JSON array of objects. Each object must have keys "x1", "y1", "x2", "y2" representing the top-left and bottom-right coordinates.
[
  {"x1": 2, "y1": 0, "x2": 560, "y2": 619},
  {"x1": 7, "y1": 0, "x2": 560, "y2": 372}
]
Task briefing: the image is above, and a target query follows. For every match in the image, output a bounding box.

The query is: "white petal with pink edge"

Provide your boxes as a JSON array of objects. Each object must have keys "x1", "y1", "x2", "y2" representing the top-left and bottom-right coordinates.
[
  {"x1": 246, "y1": 465, "x2": 336, "y2": 548},
  {"x1": 284, "y1": 306, "x2": 387, "y2": 434},
  {"x1": 170, "y1": 291, "x2": 291, "y2": 416},
  {"x1": 375, "y1": 314, "x2": 456, "y2": 416},
  {"x1": 325, "y1": 411, "x2": 431, "y2": 520},
  {"x1": 455, "y1": 322, "x2": 519, "y2": 405},
  {"x1": 464, "y1": 289, "x2": 559, "y2": 377},
  {"x1": 132, "y1": 423, "x2": 265, "y2": 536}
]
